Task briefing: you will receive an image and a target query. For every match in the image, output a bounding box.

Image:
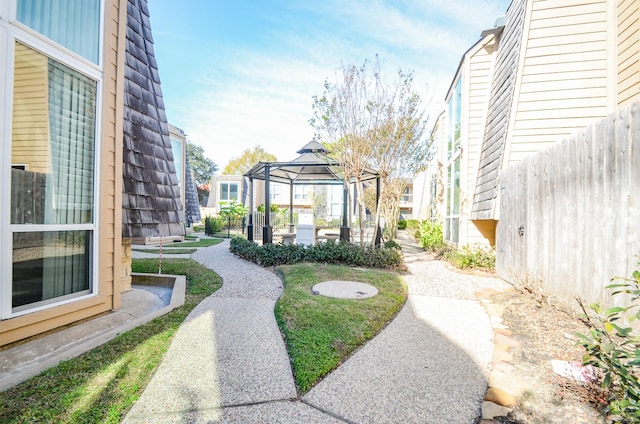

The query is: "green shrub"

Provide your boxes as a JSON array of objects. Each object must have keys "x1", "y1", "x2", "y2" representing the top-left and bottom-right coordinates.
[
  {"x1": 397, "y1": 219, "x2": 420, "y2": 230},
  {"x1": 229, "y1": 237, "x2": 401, "y2": 269},
  {"x1": 405, "y1": 219, "x2": 420, "y2": 230},
  {"x1": 444, "y1": 245, "x2": 495, "y2": 270},
  {"x1": 578, "y1": 261, "x2": 640, "y2": 421},
  {"x1": 384, "y1": 239, "x2": 402, "y2": 250},
  {"x1": 418, "y1": 220, "x2": 445, "y2": 252},
  {"x1": 204, "y1": 215, "x2": 224, "y2": 235}
]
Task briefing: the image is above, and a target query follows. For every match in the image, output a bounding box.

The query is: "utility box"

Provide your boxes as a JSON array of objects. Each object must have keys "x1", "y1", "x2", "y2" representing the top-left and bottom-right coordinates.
[{"x1": 296, "y1": 224, "x2": 316, "y2": 246}]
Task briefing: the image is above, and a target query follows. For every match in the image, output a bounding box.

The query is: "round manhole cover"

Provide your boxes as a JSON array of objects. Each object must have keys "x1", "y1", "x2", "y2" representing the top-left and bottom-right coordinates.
[{"x1": 311, "y1": 281, "x2": 378, "y2": 299}]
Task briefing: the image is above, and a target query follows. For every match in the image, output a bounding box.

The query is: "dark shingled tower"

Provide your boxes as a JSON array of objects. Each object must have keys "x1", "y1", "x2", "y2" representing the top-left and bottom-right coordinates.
[
  {"x1": 184, "y1": 155, "x2": 202, "y2": 225},
  {"x1": 122, "y1": 0, "x2": 184, "y2": 238}
]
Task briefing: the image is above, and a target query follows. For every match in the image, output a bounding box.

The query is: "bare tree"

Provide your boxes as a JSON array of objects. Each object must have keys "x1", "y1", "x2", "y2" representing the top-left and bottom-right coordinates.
[
  {"x1": 311, "y1": 57, "x2": 431, "y2": 243},
  {"x1": 311, "y1": 60, "x2": 379, "y2": 245},
  {"x1": 368, "y1": 69, "x2": 431, "y2": 239}
]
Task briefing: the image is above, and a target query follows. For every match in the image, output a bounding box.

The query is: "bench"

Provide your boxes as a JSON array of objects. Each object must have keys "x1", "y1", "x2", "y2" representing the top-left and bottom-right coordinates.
[{"x1": 317, "y1": 232, "x2": 339, "y2": 242}]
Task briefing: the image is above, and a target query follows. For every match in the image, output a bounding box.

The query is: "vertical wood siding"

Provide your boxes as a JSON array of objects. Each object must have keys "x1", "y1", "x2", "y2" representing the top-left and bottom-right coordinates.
[
  {"x1": 471, "y1": 0, "x2": 527, "y2": 220},
  {"x1": 497, "y1": 102, "x2": 640, "y2": 309}
]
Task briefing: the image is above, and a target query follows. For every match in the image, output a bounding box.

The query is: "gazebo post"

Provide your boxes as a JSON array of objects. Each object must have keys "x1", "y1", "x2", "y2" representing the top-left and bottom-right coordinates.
[
  {"x1": 289, "y1": 183, "x2": 294, "y2": 233},
  {"x1": 375, "y1": 176, "x2": 382, "y2": 246},
  {"x1": 247, "y1": 177, "x2": 254, "y2": 241},
  {"x1": 263, "y1": 164, "x2": 273, "y2": 244},
  {"x1": 340, "y1": 182, "x2": 350, "y2": 242}
]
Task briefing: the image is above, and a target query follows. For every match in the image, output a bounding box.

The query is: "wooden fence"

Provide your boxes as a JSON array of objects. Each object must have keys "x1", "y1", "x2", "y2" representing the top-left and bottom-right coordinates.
[{"x1": 497, "y1": 103, "x2": 640, "y2": 308}]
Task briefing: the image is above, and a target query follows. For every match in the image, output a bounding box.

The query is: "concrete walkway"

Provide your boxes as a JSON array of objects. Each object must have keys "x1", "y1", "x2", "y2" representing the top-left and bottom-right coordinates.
[{"x1": 124, "y1": 236, "x2": 512, "y2": 423}]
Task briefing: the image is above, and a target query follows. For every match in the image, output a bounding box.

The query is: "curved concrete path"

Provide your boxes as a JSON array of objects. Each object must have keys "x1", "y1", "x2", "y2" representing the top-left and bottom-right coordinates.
[{"x1": 124, "y1": 236, "x2": 511, "y2": 423}]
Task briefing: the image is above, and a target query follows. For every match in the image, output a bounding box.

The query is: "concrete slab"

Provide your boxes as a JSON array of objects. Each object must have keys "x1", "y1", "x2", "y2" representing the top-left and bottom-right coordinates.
[
  {"x1": 303, "y1": 295, "x2": 494, "y2": 424},
  {"x1": 124, "y1": 399, "x2": 344, "y2": 423},
  {"x1": 125, "y1": 241, "x2": 299, "y2": 422},
  {"x1": 312, "y1": 280, "x2": 379, "y2": 299},
  {"x1": 0, "y1": 275, "x2": 185, "y2": 393}
]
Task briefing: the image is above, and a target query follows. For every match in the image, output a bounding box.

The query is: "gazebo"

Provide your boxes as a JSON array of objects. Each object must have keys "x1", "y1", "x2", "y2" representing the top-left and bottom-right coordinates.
[{"x1": 243, "y1": 140, "x2": 380, "y2": 245}]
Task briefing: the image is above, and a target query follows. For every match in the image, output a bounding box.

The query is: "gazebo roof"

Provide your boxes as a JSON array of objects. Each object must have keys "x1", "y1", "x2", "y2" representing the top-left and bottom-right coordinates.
[{"x1": 244, "y1": 140, "x2": 379, "y2": 185}]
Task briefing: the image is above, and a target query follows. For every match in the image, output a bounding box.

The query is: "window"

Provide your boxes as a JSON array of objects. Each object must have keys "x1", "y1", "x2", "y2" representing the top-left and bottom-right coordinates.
[
  {"x1": 17, "y1": 0, "x2": 101, "y2": 64},
  {"x1": 401, "y1": 187, "x2": 412, "y2": 203},
  {"x1": 429, "y1": 172, "x2": 438, "y2": 221},
  {"x1": 170, "y1": 138, "x2": 183, "y2": 191},
  {"x1": 293, "y1": 185, "x2": 310, "y2": 201},
  {"x1": 445, "y1": 78, "x2": 462, "y2": 244},
  {"x1": 219, "y1": 182, "x2": 239, "y2": 203},
  {"x1": 269, "y1": 183, "x2": 281, "y2": 202},
  {"x1": 2, "y1": 0, "x2": 103, "y2": 317}
]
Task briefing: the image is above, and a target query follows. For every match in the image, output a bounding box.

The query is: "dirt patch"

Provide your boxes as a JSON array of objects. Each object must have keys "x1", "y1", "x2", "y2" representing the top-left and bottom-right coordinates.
[{"x1": 488, "y1": 288, "x2": 610, "y2": 423}]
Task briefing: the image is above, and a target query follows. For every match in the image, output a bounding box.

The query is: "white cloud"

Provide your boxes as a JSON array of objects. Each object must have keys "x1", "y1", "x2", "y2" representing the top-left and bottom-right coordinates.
[{"x1": 166, "y1": 0, "x2": 512, "y2": 172}]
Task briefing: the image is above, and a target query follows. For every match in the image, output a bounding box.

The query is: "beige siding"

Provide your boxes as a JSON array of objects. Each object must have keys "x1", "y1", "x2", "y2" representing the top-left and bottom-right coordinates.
[
  {"x1": 507, "y1": 0, "x2": 610, "y2": 165},
  {"x1": 618, "y1": 0, "x2": 640, "y2": 106},
  {"x1": 11, "y1": 43, "x2": 50, "y2": 173}
]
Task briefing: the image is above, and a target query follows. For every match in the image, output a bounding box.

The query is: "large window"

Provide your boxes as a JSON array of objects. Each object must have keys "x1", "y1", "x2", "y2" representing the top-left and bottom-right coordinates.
[
  {"x1": 2, "y1": 0, "x2": 103, "y2": 317},
  {"x1": 17, "y1": 0, "x2": 101, "y2": 64},
  {"x1": 445, "y1": 78, "x2": 462, "y2": 244}
]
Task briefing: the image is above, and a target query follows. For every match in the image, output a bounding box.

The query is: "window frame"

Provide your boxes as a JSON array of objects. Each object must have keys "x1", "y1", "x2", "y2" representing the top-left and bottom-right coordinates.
[
  {"x1": 444, "y1": 76, "x2": 462, "y2": 244},
  {"x1": 0, "y1": 0, "x2": 104, "y2": 319},
  {"x1": 219, "y1": 181, "x2": 239, "y2": 203}
]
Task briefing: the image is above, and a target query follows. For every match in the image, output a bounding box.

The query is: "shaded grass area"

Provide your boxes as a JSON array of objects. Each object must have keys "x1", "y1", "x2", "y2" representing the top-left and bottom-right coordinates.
[
  {"x1": 132, "y1": 247, "x2": 198, "y2": 254},
  {"x1": 275, "y1": 263, "x2": 407, "y2": 393},
  {"x1": 160, "y1": 238, "x2": 223, "y2": 248},
  {"x1": 0, "y1": 259, "x2": 221, "y2": 423}
]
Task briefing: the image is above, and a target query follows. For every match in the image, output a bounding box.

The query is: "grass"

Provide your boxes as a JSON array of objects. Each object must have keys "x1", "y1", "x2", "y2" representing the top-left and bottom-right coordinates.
[
  {"x1": 275, "y1": 263, "x2": 407, "y2": 393},
  {"x1": 158, "y1": 238, "x2": 223, "y2": 248},
  {"x1": 132, "y1": 247, "x2": 199, "y2": 254},
  {"x1": 0, "y1": 259, "x2": 222, "y2": 423}
]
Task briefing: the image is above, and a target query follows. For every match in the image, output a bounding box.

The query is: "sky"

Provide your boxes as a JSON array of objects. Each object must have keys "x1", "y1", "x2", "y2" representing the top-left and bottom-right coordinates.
[{"x1": 149, "y1": 0, "x2": 513, "y2": 171}]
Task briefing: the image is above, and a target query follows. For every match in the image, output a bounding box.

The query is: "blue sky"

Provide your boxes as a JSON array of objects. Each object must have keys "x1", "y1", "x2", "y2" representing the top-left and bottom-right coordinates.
[{"x1": 149, "y1": 0, "x2": 512, "y2": 171}]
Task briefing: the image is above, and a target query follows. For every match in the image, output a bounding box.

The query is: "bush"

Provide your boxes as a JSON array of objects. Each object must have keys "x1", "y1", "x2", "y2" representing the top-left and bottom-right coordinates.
[
  {"x1": 444, "y1": 245, "x2": 495, "y2": 270},
  {"x1": 204, "y1": 215, "x2": 224, "y2": 235},
  {"x1": 578, "y1": 261, "x2": 640, "y2": 421},
  {"x1": 405, "y1": 219, "x2": 420, "y2": 230},
  {"x1": 229, "y1": 237, "x2": 402, "y2": 269},
  {"x1": 418, "y1": 220, "x2": 445, "y2": 252},
  {"x1": 397, "y1": 219, "x2": 420, "y2": 230}
]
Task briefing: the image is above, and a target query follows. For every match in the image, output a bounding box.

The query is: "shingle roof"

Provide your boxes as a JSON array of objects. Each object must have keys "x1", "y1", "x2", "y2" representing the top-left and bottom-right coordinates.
[
  {"x1": 184, "y1": 155, "x2": 201, "y2": 224},
  {"x1": 122, "y1": 0, "x2": 184, "y2": 238},
  {"x1": 471, "y1": 0, "x2": 526, "y2": 220}
]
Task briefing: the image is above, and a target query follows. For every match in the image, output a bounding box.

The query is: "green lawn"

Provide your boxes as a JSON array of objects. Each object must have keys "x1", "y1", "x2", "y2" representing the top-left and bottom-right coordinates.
[
  {"x1": 0, "y1": 259, "x2": 222, "y2": 424},
  {"x1": 132, "y1": 247, "x2": 199, "y2": 254},
  {"x1": 275, "y1": 263, "x2": 407, "y2": 392}
]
